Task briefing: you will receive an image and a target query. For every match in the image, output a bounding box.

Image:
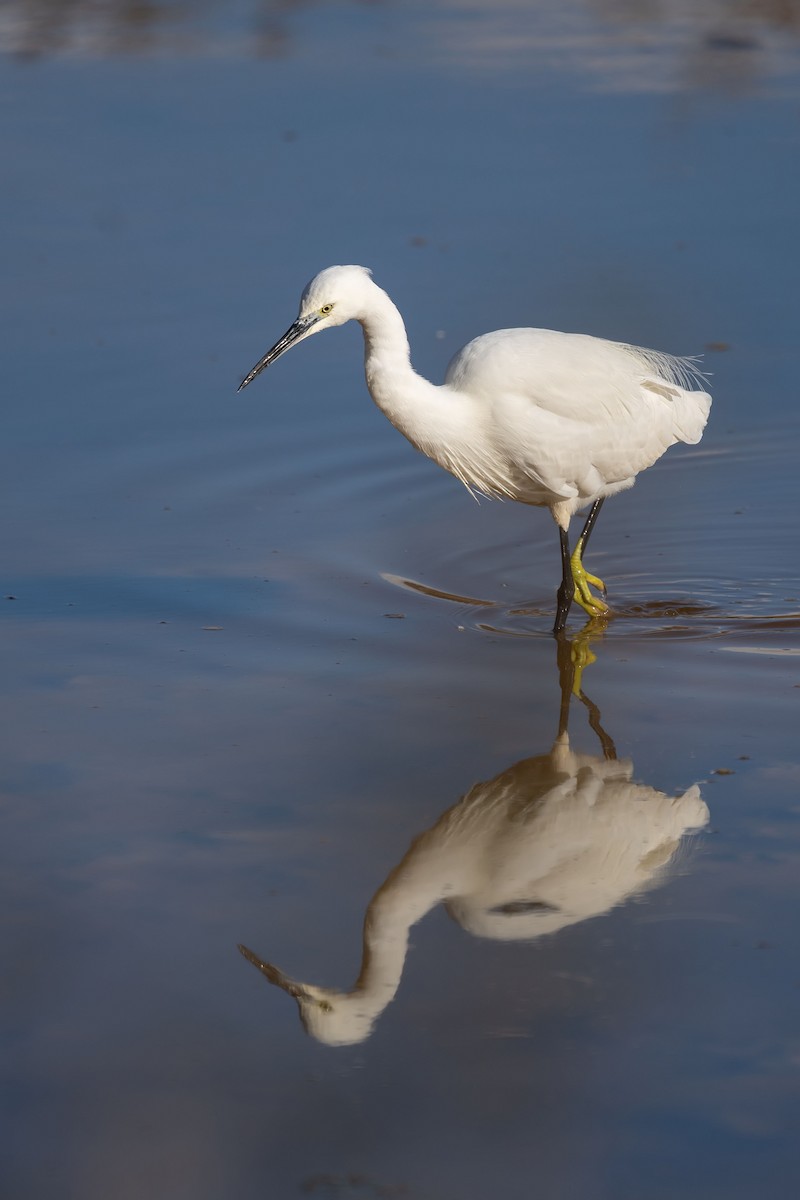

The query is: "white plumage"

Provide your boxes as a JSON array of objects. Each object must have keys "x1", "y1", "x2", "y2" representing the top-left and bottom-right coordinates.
[{"x1": 239, "y1": 265, "x2": 711, "y2": 631}]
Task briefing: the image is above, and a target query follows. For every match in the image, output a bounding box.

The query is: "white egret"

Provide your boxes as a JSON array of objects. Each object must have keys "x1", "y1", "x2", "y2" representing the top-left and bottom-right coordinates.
[{"x1": 239, "y1": 266, "x2": 711, "y2": 632}]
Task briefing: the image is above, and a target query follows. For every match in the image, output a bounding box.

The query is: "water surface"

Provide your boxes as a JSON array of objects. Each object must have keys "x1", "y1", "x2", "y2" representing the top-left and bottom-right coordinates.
[{"x1": 2, "y1": 4, "x2": 799, "y2": 1198}]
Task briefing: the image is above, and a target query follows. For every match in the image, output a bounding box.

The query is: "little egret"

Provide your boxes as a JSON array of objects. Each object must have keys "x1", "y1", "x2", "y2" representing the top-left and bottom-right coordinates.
[{"x1": 238, "y1": 266, "x2": 711, "y2": 632}]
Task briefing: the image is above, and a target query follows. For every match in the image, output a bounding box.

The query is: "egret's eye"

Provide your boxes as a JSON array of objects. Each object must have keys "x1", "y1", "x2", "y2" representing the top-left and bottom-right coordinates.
[{"x1": 319, "y1": 303, "x2": 334, "y2": 315}]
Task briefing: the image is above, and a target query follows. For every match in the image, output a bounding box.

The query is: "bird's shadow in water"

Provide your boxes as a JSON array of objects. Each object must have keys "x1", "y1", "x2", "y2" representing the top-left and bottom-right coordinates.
[{"x1": 238, "y1": 626, "x2": 709, "y2": 1045}]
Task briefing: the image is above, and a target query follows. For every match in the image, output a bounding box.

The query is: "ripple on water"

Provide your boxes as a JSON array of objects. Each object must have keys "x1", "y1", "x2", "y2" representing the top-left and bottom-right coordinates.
[{"x1": 380, "y1": 572, "x2": 800, "y2": 643}]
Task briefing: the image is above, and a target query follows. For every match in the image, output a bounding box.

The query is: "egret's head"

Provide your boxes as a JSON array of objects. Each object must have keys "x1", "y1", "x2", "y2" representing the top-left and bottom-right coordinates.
[
  {"x1": 238, "y1": 265, "x2": 375, "y2": 392},
  {"x1": 238, "y1": 943, "x2": 376, "y2": 1046}
]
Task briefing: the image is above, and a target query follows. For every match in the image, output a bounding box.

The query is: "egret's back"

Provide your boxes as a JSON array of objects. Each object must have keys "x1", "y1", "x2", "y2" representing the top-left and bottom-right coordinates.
[{"x1": 446, "y1": 327, "x2": 709, "y2": 435}]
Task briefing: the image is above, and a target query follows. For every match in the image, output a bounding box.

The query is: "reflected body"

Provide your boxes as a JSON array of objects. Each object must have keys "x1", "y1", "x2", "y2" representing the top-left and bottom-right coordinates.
[
  {"x1": 239, "y1": 266, "x2": 711, "y2": 632},
  {"x1": 239, "y1": 637, "x2": 709, "y2": 1045}
]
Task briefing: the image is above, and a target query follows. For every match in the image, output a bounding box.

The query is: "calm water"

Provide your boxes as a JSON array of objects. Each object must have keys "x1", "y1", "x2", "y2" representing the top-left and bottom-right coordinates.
[{"x1": 2, "y1": 4, "x2": 800, "y2": 1198}]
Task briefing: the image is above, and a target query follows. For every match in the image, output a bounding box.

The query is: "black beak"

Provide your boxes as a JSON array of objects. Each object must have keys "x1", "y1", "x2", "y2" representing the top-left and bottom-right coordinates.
[
  {"x1": 237, "y1": 314, "x2": 319, "y2": 392},
  {"x1": 237, "y1": 943, "x2": 313, "y2": 1001}
]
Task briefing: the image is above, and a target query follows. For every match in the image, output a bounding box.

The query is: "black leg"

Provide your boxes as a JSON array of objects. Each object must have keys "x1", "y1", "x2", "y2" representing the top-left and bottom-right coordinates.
[
  {"x1": 553, "y1": 525, "x2": 573, "y2": 634},
  {"x1": 578, "y1": 498, "x2": 604, "y2": 553}
]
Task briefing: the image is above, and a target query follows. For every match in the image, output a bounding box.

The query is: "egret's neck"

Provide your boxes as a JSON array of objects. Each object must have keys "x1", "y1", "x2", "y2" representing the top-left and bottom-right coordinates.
[{"x1": 358, "y1": 285, "x2": 445, "y2": 447}]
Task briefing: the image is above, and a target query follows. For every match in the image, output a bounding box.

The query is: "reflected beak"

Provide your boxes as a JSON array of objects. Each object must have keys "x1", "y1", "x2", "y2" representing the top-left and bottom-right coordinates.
[
  {"x1": 237, "y1": 943, "x2": 313, "y2": 1001},
  {"x1": 237, "y1": 314, "x2": 320, "y2": 392}
]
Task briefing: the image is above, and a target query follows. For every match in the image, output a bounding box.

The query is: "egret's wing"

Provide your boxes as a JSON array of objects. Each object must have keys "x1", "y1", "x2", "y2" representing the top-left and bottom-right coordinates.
[
  {"x1": 446, "y1": 329, "x2": 623, "y2": 421},
  {"x1": 447, "y1": 328, "x2": 705, "y2": 424}
]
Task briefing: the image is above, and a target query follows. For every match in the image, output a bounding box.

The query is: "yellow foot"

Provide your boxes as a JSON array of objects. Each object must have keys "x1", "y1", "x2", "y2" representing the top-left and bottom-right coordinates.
[
  {"x1": 570, "y1": 633, "x2": 597, "y2": 697},
  {"x1": 570, "y1": 549, "x2": 609, "y2": 618}
]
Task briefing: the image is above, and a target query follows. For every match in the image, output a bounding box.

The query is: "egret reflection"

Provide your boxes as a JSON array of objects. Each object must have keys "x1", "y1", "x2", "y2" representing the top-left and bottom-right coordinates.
[{"x1": 239, "y1": 632, "x2": 708, "y2": 1045}]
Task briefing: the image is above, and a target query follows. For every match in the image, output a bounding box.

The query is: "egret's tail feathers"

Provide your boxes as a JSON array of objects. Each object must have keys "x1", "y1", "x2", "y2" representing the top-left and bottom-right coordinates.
[
  {"x1": 624, "y1": 344, "x2": 711, "y2": 445},
  {"x1": 671, "y1": 387, "x2": 712, "y2": 444},
  {"x1": 639, "y1": 374, "x2": 711, "y2": 445}
]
